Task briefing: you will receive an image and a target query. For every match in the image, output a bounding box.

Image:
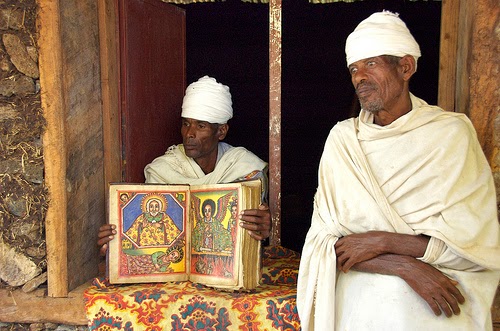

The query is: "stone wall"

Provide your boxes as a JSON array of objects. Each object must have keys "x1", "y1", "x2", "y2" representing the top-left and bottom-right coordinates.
[{"x1": 0, "y1": 0, "x2": 48, "y2": 295}]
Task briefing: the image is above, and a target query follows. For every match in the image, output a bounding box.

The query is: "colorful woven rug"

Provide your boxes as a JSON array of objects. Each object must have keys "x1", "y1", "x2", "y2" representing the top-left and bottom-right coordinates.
[{"x1": 84, "y1": 245, "x2": 301, "y2": 330}]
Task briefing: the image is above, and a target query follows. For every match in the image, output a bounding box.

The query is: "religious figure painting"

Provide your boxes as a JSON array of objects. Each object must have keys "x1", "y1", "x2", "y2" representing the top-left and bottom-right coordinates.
[
  {"x1": 112, "y1": 188, "x2": 188, "y2": 282},
  {"x1": 190, "y1": 190, "x2": 237, "y2": 279}
]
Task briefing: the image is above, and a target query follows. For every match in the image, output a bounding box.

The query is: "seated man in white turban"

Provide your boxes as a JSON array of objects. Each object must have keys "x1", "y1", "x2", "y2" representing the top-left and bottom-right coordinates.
[
  {"x1": 98, "y1": 76, "x2": 271, "y2": 255},
  {"x1": 297, "y1": 11, "x2": 500, "y2": 331}
]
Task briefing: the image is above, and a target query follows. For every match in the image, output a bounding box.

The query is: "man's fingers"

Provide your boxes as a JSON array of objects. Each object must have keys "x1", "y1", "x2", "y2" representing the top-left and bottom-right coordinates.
[
  {"x1": 449, "y1": 299, "x2": 461, "y2": 316},
  {"x1": 239, "y1": 220, "x2": 259, "y2": 231},
  {"x1": 434, "y1": 296, "x2": 454, "y2": 317},
  {"x1": 449, "y1": 283, "x2": 465, "y2": 304},
  {"x1": 239, "y1": 216, "x2": 270, "y2": 230},
  {"x1": 427, "y1": 298, "x2": 442, "y2": 316},
  {"x1": 443, "y1": 287, "x2": 463, "y2": 315},
  {"x1": 419, "y1": 277, "x2": 463, "y2": 317},
  {"x1": 247, "y1": 231, "x2": 266, "y2": 241},
  {"x1": 258, "y1": 203, "x2": 269, "y2": 211},
  {"x1": 99, "y1": 243, "x2": 108, "y2": 257},
  {"x1": 239, "y1": 206, "x2": 271, "y2": 241},
  {"x1": 97, "y1": 235, "x2": 113, "y2": 247}
]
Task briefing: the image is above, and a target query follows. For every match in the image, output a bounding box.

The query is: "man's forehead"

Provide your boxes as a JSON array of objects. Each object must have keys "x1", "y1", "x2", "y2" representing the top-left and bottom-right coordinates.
[
  {"x1": 348, "y1": 56, "x2": 383, "y2": 67},
  {"x1": 182, "y1": 117, "x2": 215, "y2": 125}
]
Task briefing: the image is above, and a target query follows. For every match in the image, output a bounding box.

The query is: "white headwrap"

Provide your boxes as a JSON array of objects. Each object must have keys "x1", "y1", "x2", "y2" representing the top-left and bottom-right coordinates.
[
  {"x1": 345, "y1": 11, "x2": 421, "y2": 69},
  {"x1": 181, "y1": 76, "x2": 233, "y2": 124}
]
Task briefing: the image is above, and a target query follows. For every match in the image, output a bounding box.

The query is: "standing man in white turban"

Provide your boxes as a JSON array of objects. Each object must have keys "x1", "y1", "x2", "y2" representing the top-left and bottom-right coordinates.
[
  {"x1": 297, "y1": 11, "x2": 500, "y2": 330},
  {"x1": 98, "y1": 76, "x2": 271, "y2": 253}
]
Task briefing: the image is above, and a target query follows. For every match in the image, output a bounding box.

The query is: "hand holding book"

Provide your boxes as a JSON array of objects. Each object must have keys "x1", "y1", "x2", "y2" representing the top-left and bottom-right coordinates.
[{"x1": 239, "y1": 203, "x2": 271, "y2": 240}]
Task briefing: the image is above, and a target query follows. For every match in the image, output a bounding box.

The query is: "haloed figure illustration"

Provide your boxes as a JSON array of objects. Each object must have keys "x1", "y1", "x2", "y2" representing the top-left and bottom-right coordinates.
[
  {"x1": 152, "y1": 245, "x2": 184, "y2": 273},
  {"x1": 125, "y1": 193, "x2": 181, "y2": 247},
  {"x1": 227, "y1": 199, "x2": 238, "y2": 243},
  {"x1": 192, "y1": 198, "x2": 233, "y2": 252}
]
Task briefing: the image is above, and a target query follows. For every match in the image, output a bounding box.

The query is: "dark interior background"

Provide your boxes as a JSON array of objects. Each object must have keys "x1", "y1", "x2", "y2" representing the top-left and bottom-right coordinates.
[{"x1": 180, "y1": 0, "x2": 442, "y2": 253}]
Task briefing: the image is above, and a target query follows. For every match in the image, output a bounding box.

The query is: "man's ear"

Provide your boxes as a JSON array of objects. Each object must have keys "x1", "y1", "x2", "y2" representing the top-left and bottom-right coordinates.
[
  {"x1": 400, "y1": 55, "x2": 416, "y2": 81},
  {"x1": 217, "y1": 123, "x2": 229, "y2": 140}
]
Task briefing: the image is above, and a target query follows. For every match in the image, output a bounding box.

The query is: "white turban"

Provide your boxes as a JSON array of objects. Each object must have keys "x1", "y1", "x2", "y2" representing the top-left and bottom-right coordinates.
[
  {"x1": 181, "y1": 76, "x2": 233, "y2": 124},
  {"x1": 345, "y1": 11, "x2": 421, "y2": 69}
]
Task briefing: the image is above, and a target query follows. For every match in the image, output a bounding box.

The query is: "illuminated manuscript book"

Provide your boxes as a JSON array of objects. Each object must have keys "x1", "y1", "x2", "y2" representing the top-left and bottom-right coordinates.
[{"x1": 107, "y1": 180, "x2": 262, "y2": 290}]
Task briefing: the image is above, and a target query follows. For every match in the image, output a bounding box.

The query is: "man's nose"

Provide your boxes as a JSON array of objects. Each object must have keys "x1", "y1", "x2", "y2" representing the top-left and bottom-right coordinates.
[
  {"x1": 186, "y1": 126, "x2": 196, "y2": 138},
  {"x1": 352, "y1": 68, "x2": 367, "y2": 86}
]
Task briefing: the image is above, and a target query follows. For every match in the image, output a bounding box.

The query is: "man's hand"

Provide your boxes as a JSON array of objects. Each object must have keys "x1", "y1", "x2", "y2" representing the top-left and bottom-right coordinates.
[
  {"x1": 239, "y1": 203, "x2": 271, "y2": 241},
  {"x1": 348, "y1": 253, "x2": 465, "y2": 318},
  {"x1": 399, "y1": 257, "x2": 465, "y2": 317},
  {"x1": 97, "y1": 224, "x2": 116, "y2": 256},
  {"x1": 335, "y1": 231, "x2": 430, "y2": 272},
  {"x1": 335, "y1": 232, "x2": 387, "y2": 272}
]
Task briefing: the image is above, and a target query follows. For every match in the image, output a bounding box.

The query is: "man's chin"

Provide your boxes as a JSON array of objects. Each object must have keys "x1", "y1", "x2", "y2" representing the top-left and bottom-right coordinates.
[
  {"x1": 360, "y1": 101, "x2": 383, "y2": 114},
  {"x1": 363, "y1": 108, "x2": 381, "y2": 114},
  {"x1": 183, "y1": 148, "x2": 198, "y2": 159}
]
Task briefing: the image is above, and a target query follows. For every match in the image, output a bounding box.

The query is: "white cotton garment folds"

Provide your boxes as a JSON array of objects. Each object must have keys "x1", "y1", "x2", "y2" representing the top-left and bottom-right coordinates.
[
  {"x1": 297, "y1": 94, "x2": 500, "y2": 331},
  {"x1": 144, "y1": 142, "x2": 267, "y2": 186}
]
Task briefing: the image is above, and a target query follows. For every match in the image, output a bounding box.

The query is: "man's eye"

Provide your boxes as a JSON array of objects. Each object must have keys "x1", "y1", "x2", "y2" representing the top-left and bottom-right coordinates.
[
  {"x1": 367, "y1": 61, "x2": 376, "y2": 66},
  {"x1": 349, "y1": 67, "x2": 357, "y2": 74}
]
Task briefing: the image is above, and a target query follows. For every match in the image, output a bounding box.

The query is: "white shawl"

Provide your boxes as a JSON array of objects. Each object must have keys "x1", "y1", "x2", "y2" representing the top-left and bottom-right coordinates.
[
  {"x1": 297, "y1": 94, "x2": 500, "y2": 330},
  {"x1": 144, "y1": 142, "x2": 268, "y2": 187}
]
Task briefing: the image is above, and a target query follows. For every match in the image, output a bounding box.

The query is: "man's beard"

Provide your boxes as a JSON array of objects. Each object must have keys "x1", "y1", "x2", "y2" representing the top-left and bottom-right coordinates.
[
  {"x1": 356, "y1": 83, "x2": 383, "y2": 114},
  {"x1": 359, "y1": 97, "x2": 383, "y2": 114}
]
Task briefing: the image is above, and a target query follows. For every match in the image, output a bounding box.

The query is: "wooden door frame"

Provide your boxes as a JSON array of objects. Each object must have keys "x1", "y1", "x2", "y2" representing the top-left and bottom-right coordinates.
[
  {"x1": 438, "y1": 0, "x2": 465, "y2": 113},
  {"x1": 99, "y1": 0, "x2": 122, "y2": 193}
]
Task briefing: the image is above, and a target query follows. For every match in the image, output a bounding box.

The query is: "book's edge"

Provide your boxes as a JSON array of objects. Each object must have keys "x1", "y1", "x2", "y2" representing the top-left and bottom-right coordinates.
[
  {"x1": 185, "y1": 192, "x2": 191, "y2": 281},
  {"x1": 228, "y1": 180, "x2": 262, "y2": 290},
  {"x1": 107, "y1": 184, "x2": 118, "y2": 283},
  {"x1": 243, "y1": 181, "x2": 262, "y2": 290},
  {"x1": 228, "y1": 180, "x2": 261, "y2": 290}
]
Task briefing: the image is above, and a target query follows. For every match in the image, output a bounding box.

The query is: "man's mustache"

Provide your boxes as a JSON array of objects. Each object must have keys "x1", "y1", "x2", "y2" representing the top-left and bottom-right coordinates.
[{"x1": 355, "y1": 82, "x2": 377, "y2": 95}]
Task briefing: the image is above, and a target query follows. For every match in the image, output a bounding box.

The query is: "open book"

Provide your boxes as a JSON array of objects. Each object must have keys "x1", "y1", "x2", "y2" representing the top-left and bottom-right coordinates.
[{"x1": 106, "y1": 180, "x2": 262, "y2": 290}]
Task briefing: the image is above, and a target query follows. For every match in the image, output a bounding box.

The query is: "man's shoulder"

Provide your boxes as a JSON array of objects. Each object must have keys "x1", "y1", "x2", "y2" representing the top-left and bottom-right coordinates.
[
  {"x1": 166, "y1": 143, "x2": 182, "y2": 154},
  {"x1": 422, "y1": 108, "x2": 475, "y2": 135},
  {"x1": 330, "y1": 117, "x2": 357, "y2": 134},
  {"x1": 220, "y1": 143, "x2": 262, "y2": 160},
  {"x1": 337, "y1": 117, "x2": 357, "y2": 126}
]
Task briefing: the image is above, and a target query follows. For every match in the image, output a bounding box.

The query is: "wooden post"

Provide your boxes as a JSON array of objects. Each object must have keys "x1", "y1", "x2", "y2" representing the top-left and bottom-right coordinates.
[
  {"x1": 269, "y1": 0, "x2": 282, "y2": 246},
  {"x1": 37, "y1": 0, "x2": 68, "y2": 297},
  {"x1": 437, "y1": 0, "x2": 460, "y2": 112},
  {"x1": 455, "y1": 0, "x2": 473, "y2": 116},
  {"x1": 98, "y1": 0, "x2": 122, "y2": 190}
]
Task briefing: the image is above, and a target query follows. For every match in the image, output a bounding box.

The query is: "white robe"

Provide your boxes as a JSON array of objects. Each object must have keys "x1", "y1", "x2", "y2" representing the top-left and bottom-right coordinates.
[
  {"x1": 297, "y1": 94, "x2": 500, "y2": 330},
  {"x1": 144, "y1": 142, "x2": 268, "y2": 191}
]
